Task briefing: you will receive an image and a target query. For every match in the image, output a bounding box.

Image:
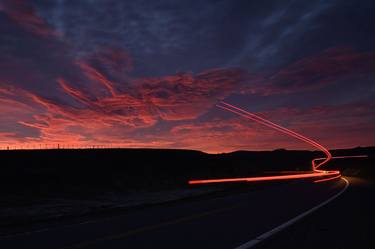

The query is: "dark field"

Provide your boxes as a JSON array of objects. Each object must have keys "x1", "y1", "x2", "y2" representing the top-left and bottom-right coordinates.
[
  {"x1": 1, "y1": 147, "x2": 374, "y2": 193},
  {"x1": 0, "y1": 147, "x2": 374, "y2": 231}
]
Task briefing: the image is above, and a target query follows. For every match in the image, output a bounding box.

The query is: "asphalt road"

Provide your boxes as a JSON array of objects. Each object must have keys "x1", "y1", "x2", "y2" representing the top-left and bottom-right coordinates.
[
  {"x1": 0, "y1": 178, "x2": 347, "y2": 249},
  {"x1": 257, "y1": 176, "x2": 375, "y2": 249}
]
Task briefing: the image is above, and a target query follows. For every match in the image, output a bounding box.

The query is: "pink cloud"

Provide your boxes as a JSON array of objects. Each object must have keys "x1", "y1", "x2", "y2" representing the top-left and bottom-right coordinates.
[
  {"x1": 0, "y1": 50, "x2": 247, "y2": 147},
  {"x1": 165, "y1": 101, "x2": 375, "y2": 153},
  {"x1": 1, "y1": 45, "x2": 375, "y2": 152}
]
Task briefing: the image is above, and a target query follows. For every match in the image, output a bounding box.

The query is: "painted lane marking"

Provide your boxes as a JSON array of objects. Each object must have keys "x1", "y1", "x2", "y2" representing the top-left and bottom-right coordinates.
[{"x1": 234, "y1": 177, "x2": 349, "y2": 249}]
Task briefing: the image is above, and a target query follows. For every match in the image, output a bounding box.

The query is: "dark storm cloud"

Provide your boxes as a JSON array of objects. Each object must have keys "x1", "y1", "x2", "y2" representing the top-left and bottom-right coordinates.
[
  {"x1": 259, "y1": 47, "x2": 375, "y2": 95},
  {"x1": 33, "y1": 0, "x2": 246, "y2": 75},
  {"x1": 32, "y1": 0, "x2": 375, "y2": 75},
  {"x1": 32, "y1": 0, "x2": 314, "y2": 75}
]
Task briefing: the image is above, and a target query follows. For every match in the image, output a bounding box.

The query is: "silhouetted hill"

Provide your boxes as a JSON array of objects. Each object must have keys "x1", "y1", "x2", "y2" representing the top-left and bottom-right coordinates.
[
  {"x1": 0, "y1": 147, "x2": 374, "y2": 196},
  {"x1": 0, "y1": 147, "x2": 374, "y2": 228}
]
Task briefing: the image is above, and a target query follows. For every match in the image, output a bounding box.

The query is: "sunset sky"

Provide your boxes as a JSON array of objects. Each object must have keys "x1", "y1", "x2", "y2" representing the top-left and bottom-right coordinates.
[{"x1": 0, "y1": 0, "x2": 375, "y2": 153}]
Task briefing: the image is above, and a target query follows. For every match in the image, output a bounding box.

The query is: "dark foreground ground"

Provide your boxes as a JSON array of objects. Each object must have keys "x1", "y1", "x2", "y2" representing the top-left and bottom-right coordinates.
[
  {"x1": 0, "y1": 178, "x2": 348, "y2": 249},
  {"x1": 0, "y1": 147, "x2": 374, "y2": 248}
]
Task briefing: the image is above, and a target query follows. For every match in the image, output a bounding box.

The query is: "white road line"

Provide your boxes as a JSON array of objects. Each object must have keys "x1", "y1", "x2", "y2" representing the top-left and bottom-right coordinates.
[{"x1": 234, "y1": 177, "x2": 349, "y2": 249}]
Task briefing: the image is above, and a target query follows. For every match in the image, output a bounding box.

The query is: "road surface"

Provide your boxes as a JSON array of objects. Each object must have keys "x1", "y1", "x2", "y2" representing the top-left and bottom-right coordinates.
[
  {"x1": 257, "y1": 176, "x2": 375, "y2": 249},
  {"x1": 0, "y1": 178, "x2": 347, "y2": 249}
]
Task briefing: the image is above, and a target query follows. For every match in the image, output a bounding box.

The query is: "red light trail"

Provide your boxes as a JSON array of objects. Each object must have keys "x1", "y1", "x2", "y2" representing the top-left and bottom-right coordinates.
[
  {"x1": 314, "y1": 175, "x2": 342, "y2": 183},
  {"x1": 217, "y1": 101, "x2": 332, "y2": 170},
  {"x1": 188, "y1": 171, "x2": 341, "y2": 185},
  {"x1": 189, "y1": 101, "x2": 367, "y2": 185}
]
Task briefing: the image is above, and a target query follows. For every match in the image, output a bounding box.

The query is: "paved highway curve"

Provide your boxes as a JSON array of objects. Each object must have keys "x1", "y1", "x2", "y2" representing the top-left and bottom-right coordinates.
[{"x1": 0, "y1": 178, "x2": 347, "y2": 249}]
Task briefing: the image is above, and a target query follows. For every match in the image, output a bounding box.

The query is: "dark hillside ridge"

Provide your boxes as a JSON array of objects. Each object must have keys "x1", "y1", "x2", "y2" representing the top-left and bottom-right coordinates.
[{"x1": 0, "y1": 147, "x2": 374, "y2": 196}]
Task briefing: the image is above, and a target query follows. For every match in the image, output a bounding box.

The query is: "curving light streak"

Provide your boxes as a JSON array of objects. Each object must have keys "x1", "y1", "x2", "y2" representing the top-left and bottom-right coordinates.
[
  {"x1": 188, "y1": 102, "x2": 366, "y2": 185},
  {"x1": 188, "y1": 171, "x2": 340, "y2": 184},
  {"x1": 217, "y1": 101, "x2": 332, "y2": 170},
  {"x1": 314, "y1": 175, "x2": 342, "y2": 183}
]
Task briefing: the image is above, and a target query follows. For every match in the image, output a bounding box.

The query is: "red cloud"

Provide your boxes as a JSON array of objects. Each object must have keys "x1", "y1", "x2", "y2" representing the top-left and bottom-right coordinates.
[
  {"x1": 56, "y1": 66, "x2": 246, "y2": 124},
  {"x1": 0, "y1": 84, "x2": 36, "y2": 113},
  {"x1": 2, "y1": 45, "x2": 375, "y2": 152},
  {"x1": 1, "y1": 51, "x2": 247, "y2": 147},
  {"x1": 138, "y1": 68, "x2": 247, "y2": 120},
  {"x1": 2, "y1": 82, "x2": 375, "y2": 152},
  {"x1": 167, "y1": 101, "x2": 375, "y2": 153},
  {"x1": 77, "y1": 62, "x2": 118, "y2": 97},
  {"x1": 0, "y1": 132, "x2": 19, "y2": 146}
]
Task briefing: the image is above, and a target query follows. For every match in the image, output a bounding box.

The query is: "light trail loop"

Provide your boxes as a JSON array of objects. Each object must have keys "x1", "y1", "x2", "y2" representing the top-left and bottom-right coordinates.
[
  {"x1": 217, "y1": 101, "x2": 332, "y2": 170},
  {"x1": 188, "y1": 101, "x2": 362, "y2": 185}
]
